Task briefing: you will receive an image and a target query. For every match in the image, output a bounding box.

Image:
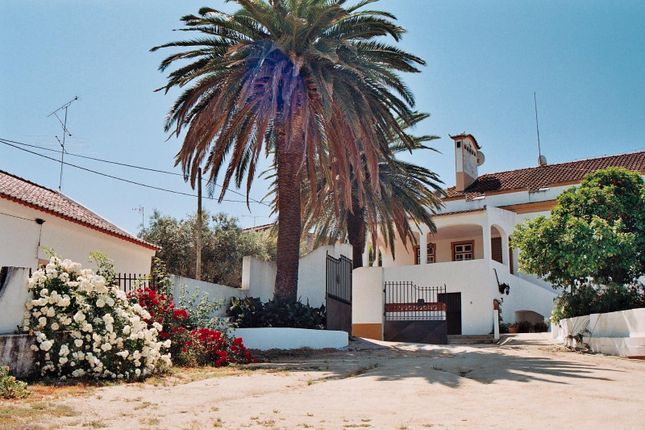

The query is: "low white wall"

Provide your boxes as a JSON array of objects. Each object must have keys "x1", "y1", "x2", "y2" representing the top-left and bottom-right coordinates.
[
  {"x1": 553, "y1": 308, "x2": 645, "y2": 357},
  {"x1": 232, "y1": 327, "x2": 348, "y2": 350},
  {"x1": 242, "y1": 244, "x2": 352, "y2": 306},
  {"x1": 170, "y1": 275, "x2": 247, "y2": 317},
  {"x1": 0, "y1": 267, "x2": 30, "y2": 335}
]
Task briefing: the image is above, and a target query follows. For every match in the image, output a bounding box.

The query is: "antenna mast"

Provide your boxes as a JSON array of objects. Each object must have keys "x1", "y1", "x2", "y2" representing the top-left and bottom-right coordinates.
[
  {"x1": 533, "y1": 92, "x2": 546, "y2": 166},
  {"x1": 48, "y1": 96, "x2": 79, "y2": 191}
]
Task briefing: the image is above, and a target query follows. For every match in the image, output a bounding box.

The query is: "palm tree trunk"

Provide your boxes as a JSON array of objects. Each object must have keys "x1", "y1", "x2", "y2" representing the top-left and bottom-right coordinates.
[
  {"x1": 346, "y1": 198, "x2": 366, "y2": 268},
  {"x1": 274, "y1": 127, "x2": 303, "y2": 303}
]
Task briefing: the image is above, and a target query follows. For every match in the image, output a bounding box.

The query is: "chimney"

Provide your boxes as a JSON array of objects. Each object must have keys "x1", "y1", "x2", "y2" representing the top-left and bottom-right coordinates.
[{"x1": 450, "y1": 133, "x2": 484, "y2": 192}]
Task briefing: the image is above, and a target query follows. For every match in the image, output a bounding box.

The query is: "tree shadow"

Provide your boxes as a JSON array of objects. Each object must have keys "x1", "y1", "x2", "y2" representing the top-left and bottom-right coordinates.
[{"x1": 251, "y1": 338, "x2": 621, "y2": 389}]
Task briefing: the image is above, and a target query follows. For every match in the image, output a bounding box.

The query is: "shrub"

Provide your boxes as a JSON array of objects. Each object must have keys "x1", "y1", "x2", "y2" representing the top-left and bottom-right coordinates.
[
  {"x1": 24, "y1": 256, "x2": 171, "y2": 380},
  {"x1": 0, "y1": 366, "x2": 29, "y2": 399},
  {"x1": 227, "y1": 297, "x2": 326, "y2": 329},
  {"x1": 533, "y1": 321, "x2": 549, "y2": 332},
  {"x1": 516, "y1": 321, "x2": 533, "y2": 333},
  {"x1": 130, "y1": 288, "x2": 253, "y2": 367}
]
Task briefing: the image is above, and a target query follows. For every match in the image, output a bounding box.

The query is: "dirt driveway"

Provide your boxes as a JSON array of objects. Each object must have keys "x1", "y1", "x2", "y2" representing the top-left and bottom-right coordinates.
[{"x1": 3, "y1": 334, "x2": 645, "y2": 430}]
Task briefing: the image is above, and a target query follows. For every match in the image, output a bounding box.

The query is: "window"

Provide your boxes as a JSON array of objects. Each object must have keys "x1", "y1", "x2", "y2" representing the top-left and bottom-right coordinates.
[
  {"x1": 452, "y1": 241, "x2": 474, "y2": 261},
  {"x1": 414, "y1": 243, "x2": 436, "y2": 264}
]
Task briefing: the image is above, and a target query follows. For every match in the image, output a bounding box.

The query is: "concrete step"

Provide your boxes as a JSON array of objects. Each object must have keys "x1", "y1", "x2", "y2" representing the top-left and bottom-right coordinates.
[{"x1": 447, "y1": 335, "x2": 495, "y2": 345}]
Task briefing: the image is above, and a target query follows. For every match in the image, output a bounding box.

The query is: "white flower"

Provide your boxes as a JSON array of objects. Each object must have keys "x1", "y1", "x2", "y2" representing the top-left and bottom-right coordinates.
[
  {"x1": 73, "y1": 311, "x2": 86, "y2": 323},
  {"x1": 38, "y1": 317, "x2": 47, "y2": 327},
  {"x1": 40, "y1": 340, "x2": 54, "y2": 352},
  {"x1": 74, "y1": 339, "x2": 83, "y2": 347},
  {"x1": 96, "y1": 298, "x2": 105, "y2": 308},
  {"x1": 51, "y1": 322, "x2": 60, "y2": 331}
]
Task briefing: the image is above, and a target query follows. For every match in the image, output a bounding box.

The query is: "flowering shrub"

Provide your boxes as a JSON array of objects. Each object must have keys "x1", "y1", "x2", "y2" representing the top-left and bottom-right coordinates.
[
  {"x1": 24, "y1": 256, "x2": 171, "y2": 380},
  {"x1": 186, "y1": 328, "x2": 252, "y2": 366},
  {"x1": 130, "y1": 288, "x2": 253, "y2": 367}
]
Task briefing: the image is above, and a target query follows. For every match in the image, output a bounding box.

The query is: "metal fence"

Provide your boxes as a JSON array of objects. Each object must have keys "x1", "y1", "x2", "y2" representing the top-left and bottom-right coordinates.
[
  {"x1": 114, "y1": 273, "x2": 154, "y2": 294},
  {"x1": 384, "y1": 281, "x2": 446, "y2": 321}
]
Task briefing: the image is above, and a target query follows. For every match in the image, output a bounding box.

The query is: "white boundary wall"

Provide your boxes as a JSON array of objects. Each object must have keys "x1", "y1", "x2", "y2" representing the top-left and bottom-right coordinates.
[
  {"x1": 242, "y1": 244, "x2": 352, "y2": 306},
  {"x1": 552, "y1": 308, "x2": 645, "y2": 357},
  {"x1": 232, "y1": 327, "x2": 348, "y2": 350},
  {"x1": 170, "y1": 275, "x2": 246, "y2": 317}
]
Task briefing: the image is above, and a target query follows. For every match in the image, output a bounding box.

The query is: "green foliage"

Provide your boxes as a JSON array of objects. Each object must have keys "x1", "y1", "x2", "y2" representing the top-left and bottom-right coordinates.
[
  {"x1": 227, "y1": 297, "x2": 326, "y2": 330},
  {"x1": 0, "y1": 366, "x2": 29, "y2": 399},
  {"x1": 511, "y1": 168, "x2": 645, "y2": 320},
  {"x1": 176, "y1": 287, "x2": 228, "y2": 333},
  {"x1": 89, "y1": 251, "x2": 116, "y2": 286},
  {"x1": 139, "y1": 211, "x2": 274, "y2": 287}
]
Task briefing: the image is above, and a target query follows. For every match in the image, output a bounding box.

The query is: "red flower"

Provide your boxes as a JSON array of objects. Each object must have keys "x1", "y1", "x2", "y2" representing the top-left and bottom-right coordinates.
[{"x1": 173, "y1": 309, "x2": 189, "y2": 321}]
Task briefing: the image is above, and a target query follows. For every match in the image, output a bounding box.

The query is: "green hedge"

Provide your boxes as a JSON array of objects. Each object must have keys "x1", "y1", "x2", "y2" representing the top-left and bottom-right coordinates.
[{"x1": 227, "y1": 297, "x2": 326, "y2": 329}]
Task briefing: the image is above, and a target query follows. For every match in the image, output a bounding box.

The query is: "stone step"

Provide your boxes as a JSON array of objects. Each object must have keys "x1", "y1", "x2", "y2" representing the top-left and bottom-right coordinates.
[{"x1": 447, "y1": 335, "x2": 495, "y2": 345}]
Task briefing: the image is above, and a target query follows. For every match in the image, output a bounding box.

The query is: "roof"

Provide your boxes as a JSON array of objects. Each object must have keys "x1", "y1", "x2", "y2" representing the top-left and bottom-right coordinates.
[
  {"x1": 445, "y1": 150, "x2": 645, "y2": 200},
  {"x1": 450, "y1": 133, "x2": 481, "y2": 149},
  {"x1": 434, "y1": 207, "x2": 486, "y2": 217},
  {"x1": 0, "y1": 170, "x2": 158, "y2": 250},
  {"x1": 242, "y1": 222, "x2": 274, "y2": 233}
]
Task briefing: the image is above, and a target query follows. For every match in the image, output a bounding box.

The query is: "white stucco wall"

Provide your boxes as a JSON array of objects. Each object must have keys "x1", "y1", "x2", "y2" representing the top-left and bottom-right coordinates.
[
  {"x1": 242, "y1": 244, "x2": 352, "y2": 306},
  {"x1": 170, "y1": 275, "x2": 247, "y2": 317},
  {"x1": 0, "y1": 199, "x2": 155, "y2": 274},
  {"x1": 552, "y1": 308, "x2": 645, "y2": 357},
  {"x1": 352, "y1": 267, "x2": 384, "y2": 325}
]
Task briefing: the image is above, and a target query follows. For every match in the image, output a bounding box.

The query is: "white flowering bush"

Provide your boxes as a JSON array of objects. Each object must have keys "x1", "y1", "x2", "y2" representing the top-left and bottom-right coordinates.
[{"x1": 23, "y1": 256, "x2": 171, "y2": 380}]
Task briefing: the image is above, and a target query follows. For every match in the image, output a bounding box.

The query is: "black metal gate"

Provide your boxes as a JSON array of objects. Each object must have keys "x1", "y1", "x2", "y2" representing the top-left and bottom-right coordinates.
[
  {"x1": 325, "y1": 253, "x2": 352, "y2": 333},
  {"x1": 438, "y1": 292, "x2": 462, "y2": 335},
  {"x1": 384, "y1": 281, "x2": 447, "y2": 344}
]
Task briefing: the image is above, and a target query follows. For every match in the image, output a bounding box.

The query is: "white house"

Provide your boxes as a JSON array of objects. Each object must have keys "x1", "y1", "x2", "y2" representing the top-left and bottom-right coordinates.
[
  {"x1": 0, "y1": 170, "x2": 158, "y2": 273},
  {"x1": 352, "y1": 137, "x2": 645, "y2": 341}
]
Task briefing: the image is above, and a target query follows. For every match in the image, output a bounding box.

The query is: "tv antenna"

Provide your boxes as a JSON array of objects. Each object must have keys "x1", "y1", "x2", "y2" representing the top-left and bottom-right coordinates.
[
  {"x1": 132, "y1": 205, "x2": 145, "y2": 229},
  {"x1": 48, "y1": 96, "x2": 79, "y2": 191},
  {"x1": 533, "y1": 92, "x2": 547, "y2": 166}
]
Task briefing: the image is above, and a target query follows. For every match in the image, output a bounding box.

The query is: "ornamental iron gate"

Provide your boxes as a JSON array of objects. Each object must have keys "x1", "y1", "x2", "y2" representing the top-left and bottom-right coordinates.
[
  {"x1": 325, "y1": 253, "x2": 352, "y2": 333},
  {"x1": 384, "y1": 281, "x2": 448, "y2": 344}
]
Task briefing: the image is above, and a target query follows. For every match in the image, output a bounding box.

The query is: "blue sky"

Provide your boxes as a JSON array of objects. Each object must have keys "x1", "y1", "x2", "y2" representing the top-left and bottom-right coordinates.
[{"x1": 1, "y1": 0, "x2": 644, "y2": 235}]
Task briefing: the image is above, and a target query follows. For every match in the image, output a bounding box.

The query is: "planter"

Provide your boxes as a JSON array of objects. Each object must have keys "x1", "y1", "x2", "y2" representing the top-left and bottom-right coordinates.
[{"x1": 232, "y1": 327, "x2": 348, "y2": 351}]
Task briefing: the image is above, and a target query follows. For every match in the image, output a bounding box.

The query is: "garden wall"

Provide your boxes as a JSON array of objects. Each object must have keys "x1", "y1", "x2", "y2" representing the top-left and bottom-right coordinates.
[
  {"x1": 170, "y1": 275, "x2": 247, "y2": 317},
  {"x1": 241, "y1": 244, "x2": 352, "y2": 307},
  {"x1": 0, "y1": 334, "x2": 35, "y2": 378},
  {"x1": 552, "y1": 308, "x2": 645, "y2": 357}
]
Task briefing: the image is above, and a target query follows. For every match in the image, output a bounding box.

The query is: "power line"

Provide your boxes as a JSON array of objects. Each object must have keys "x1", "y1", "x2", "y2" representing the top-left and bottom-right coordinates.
[
  {"x1": 0, "y1": 136, "x2": 269, "y2": 206},
  {"x1": 0, "y1": 139, "x2": 266, "y2": 205}
]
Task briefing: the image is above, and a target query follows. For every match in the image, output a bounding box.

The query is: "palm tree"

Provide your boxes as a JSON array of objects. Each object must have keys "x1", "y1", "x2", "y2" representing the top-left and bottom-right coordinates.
[
  {"x1": 301, "y1": 112, "x2": 444, "y2": 267},
  {"x1": 152, "y1": 0, "x2": 424, "y2": 302}
]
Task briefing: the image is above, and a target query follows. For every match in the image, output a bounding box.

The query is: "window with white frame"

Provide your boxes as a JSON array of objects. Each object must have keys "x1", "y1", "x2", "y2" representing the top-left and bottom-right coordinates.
[
  {"x1": 452, "y1": 242, "x2": 474, "y2": 261},
  {"x1": 415, "y1": 243, "x2": 436, "y2": 264}
]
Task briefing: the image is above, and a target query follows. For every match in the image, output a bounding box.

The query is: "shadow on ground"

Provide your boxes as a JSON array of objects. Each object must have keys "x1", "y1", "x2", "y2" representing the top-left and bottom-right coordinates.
[{"x1": 250, "y1": 337, "x2": 620, "y2": 388}]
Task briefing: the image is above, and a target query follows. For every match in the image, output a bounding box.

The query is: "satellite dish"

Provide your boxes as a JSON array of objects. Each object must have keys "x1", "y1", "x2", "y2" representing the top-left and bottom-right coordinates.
[
  {"x1": 476, "y1": 151, "x2": 485, "y2": 166},
  {"x1": 538, "y1": 154, "x2": 548, "y2": 166}
]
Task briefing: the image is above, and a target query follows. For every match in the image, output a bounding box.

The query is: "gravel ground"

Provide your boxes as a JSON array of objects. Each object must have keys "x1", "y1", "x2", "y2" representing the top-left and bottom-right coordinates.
[{"x1": 3, "y1": 334, "x2": 645, "y2": 430}]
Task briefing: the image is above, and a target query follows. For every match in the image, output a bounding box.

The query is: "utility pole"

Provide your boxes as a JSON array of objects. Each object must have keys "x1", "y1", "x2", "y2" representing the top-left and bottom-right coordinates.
[
  {"x1": 48, "y1": 96, "x2": 78, "y2": 191},
  {"x1": 195, "y1": 168, "x2": 203, "y2": 281}
]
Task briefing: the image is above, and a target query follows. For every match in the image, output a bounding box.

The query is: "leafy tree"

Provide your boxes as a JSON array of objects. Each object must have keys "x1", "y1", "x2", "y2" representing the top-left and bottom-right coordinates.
[
  {"x1": 139, "y1": 211, "x2": 274, "y2": 287},
  {"x1": 300, "y1": 112, "x2": 444, "y2": 267},
  {"x1": 511, "y1": 167, "x2": 645, "y2": 318},
  {"x1": 152, "y1": 0, "x2": 424, "y2": 301}
]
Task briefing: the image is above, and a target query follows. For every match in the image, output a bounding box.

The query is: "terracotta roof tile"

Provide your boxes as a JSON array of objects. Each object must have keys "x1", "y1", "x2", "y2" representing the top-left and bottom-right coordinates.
[
  {"x1": 0, "y1": 170, "x2": 158, "y2": 250},
  {"x1": 445, "y1": 151, "x2": 645, "y2": 199}
]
